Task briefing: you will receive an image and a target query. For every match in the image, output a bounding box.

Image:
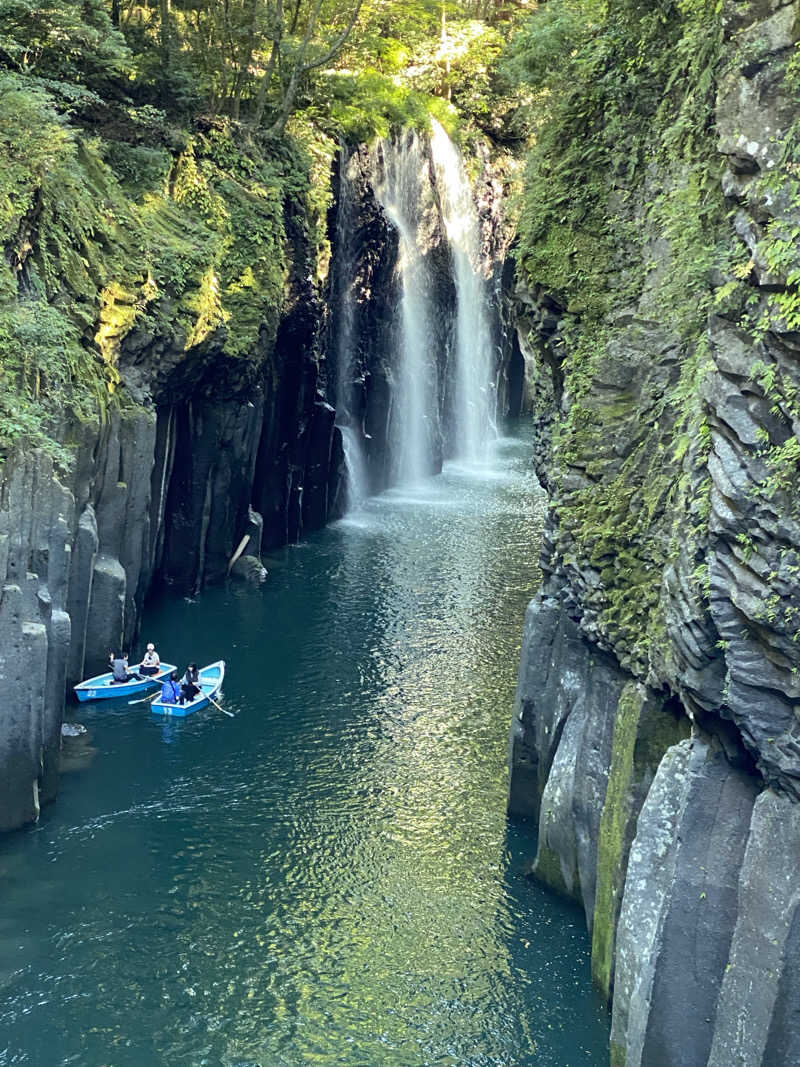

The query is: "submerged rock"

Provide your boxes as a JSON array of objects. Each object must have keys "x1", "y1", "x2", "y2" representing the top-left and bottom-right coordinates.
[
  {"x1": 61, "y1": 723, "x2": 87, "y2": 738},
  {"x1": 59, "y1": 730, "x2": 98, "y2": 775},
  {"x1": 230, "y1": 556, "x2": 268, "y2": 584}
]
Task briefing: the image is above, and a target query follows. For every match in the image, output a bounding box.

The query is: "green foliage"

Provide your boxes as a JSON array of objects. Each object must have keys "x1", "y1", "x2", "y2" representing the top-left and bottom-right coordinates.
[
  {"x1": 0, "y1": 0, "x2": 522, "y2": 468},
  {"x1": 511, "y1": 0, "x2": 724, "y2": 317},
  {"x1": 312, "y1": 68, "x2": 445, "y2": 142},
  {"x1": 0, "y1": 0, "x2": 129, "y2": 89},
  {"x1": 0, "y1": 266, "x2": 103, "y2": 466},
  {"x1": 506, "y1": 0, "x2": 728, "y2": 658},
  {"x1": 0, "y1": 72, "x2": 308, "y2": 461},
  {"x1": 0, "y1": 72, "x2": 115, "y2": 462}
]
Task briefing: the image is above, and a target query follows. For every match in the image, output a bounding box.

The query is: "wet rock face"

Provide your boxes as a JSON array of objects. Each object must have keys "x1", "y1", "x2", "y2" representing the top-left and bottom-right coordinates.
[
  {"x1": 326, "y1": 146, "x2": 402, "y2": 495},
  {"x1": 509, "y1": 2, "x2": 800, "y2": 1063},
  {"x1": 326, "y1": 140, "x2": 457, "y2": 493}
]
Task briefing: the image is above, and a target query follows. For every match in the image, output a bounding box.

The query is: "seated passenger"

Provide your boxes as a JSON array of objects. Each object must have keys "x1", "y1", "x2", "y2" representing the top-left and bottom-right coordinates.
[
  {"x1": 161, "y1": 672, "x2": 181, "y2": 704},
  {"x1": 180, "y1": 663, "x2": 201, "y2": 705},
  {"x1": 139, "y1": 643, "x2": 161, "y2": 677},
  {"x1": 110, "y1": 653, "x2": 135, "y2": 684}
]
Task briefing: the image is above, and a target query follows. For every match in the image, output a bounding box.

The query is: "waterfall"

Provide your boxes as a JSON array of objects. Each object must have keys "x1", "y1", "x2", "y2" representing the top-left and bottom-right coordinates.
[
  {"x1": 332, "y1": 124, "x2": 499, "y2": 507},
  {"x1": 371, "y1": 132, "x2": 439, "y2": 485},
  {"x1": 332, "y1": 151, "x2": 369, "y2": 507},
  {"x1": 430, "y1": 119, "x2": 497, "y2": 465}
]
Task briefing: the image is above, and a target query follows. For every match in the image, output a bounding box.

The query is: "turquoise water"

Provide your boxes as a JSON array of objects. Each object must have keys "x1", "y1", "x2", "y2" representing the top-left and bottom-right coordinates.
[{"x1": 0, "y1": 427, "x2": 610, "y2": 1066}]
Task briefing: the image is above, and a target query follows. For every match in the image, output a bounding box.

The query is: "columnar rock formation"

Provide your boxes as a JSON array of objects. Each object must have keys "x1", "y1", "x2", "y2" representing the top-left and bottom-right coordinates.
[
  {"x1": 0, "y1": 236, "x2": 341, "y2": 830},
  {"x1": 509, "y1": 3, "x2": 800, "y2": 1062}
]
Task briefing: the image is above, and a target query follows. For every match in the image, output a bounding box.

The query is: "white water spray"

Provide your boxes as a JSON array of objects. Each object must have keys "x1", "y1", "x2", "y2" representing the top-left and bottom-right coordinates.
[
  {"x1": 371, "y1": 133, "x2": 439, "y2": 485},
  {"x1": 430, "y1": 119, "x2": 497, "y2": 465},
  {"x1": 333, "y1": 151, "x2": 369, "y2": 507}
]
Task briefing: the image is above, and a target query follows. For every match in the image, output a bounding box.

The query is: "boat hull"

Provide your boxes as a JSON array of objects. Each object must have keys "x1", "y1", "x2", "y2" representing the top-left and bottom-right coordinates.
[
  {"x1": 74, "y1": 664, "x2": 178, "y2": 702},
  {"x1": 151, "y1": 661, "x2": 226, "y2": 717}
]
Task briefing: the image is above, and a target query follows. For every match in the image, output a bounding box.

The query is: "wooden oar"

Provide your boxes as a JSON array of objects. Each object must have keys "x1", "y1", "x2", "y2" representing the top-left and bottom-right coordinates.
[
  {"x1": 128, "y1": 691, "x2": 159, "y2": 706},
  {"x1": 227, "y1": 534, "x2": 250, "y2": 575},
  {"x1": 127, "y1": 673, "x2": 170, "y2": 705},
  {"x1": 207, "y1": 693, "x2": 234, "y2": 717}
]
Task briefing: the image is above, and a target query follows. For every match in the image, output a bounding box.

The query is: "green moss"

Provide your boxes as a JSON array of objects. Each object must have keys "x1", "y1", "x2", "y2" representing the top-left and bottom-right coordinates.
[
  {"x1": 591, "y1": 684, "x2": 690, "y2": 1002},
  {"x1": 511, "y1": 0, "x2": 729, "y2": 666},
  {"x1": 0, "y1": 74, "x2": 328, "y2": 465},
  {"x1": 533, "y1": 841, "x2": 579, "y2": 904}
]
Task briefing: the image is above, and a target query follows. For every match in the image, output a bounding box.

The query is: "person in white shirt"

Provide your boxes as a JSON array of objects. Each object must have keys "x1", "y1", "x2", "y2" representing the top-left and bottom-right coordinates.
[{"x1": 139, "y1": 643, "x2": 161, "y2": 677}]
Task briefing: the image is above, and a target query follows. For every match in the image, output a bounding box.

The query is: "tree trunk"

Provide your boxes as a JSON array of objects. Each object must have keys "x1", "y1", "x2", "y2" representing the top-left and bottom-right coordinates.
[{"x1": 251, "y1": 0, "x2": 283, "y2": 129}]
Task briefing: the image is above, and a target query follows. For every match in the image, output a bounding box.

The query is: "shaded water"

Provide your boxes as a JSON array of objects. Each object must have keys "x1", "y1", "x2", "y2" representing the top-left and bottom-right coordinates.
[{"x1": 0, "y1": 426, "x2": 610, "y2": 1066}]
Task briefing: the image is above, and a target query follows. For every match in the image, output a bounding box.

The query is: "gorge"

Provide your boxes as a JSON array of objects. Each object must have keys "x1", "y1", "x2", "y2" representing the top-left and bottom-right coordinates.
[{"x1": 2, "y1": 0, "x2": 800, "y2": 1063}]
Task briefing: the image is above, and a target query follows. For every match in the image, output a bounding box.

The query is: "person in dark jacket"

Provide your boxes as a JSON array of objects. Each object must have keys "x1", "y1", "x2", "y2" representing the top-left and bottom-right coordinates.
[
  {"x1": 180, "y1": 663, "x2": 201, "y2": 704},
  {"x1": 161, "y1": 671, "x2": 181, "y2": 704},
  {"x1": 110, "y1": 653, "x2": 138, "y2": 683}
]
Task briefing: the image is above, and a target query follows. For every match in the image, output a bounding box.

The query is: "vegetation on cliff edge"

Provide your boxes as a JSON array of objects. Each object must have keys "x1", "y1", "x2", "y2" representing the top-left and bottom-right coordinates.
[
  {"x1": 507, "y1": 0, "x2": 730, "y2": 670},
  {"x1": 0, "y1": 0, "x2": 526, "y2": 468}
]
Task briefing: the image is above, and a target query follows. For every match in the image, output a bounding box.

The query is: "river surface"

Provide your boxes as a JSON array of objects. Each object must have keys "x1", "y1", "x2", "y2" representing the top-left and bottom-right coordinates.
[{"x1": 0, "y1": 425, "x2": 610, "y2": 1066}]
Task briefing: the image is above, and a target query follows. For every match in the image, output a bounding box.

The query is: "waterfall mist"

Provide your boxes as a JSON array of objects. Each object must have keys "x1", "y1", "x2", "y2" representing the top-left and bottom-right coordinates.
[
  {"x1": 332, "y1": 151, "x2": 369, "y2": 506},
  {"x1": 371, "y1": 132, "x2": 440, "y2": 486},
  {"x1": 430, "y1": 119, "x2": 497, "y2": 466}
]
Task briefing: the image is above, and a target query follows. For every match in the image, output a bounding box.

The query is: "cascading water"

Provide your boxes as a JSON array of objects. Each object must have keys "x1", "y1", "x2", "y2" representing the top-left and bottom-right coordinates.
[
  {"x1": 332, "y1": 151, "x2": 369, "y2": 507},
  {"x1": 430, "y1": 119, "x2": 497, "y2": 465},
  {"x1": 332, "y1": 124, "x2": 499, "y2": 506},
  {"x1": 371, "y1": 132, "x2": 439, "y2": 485}
]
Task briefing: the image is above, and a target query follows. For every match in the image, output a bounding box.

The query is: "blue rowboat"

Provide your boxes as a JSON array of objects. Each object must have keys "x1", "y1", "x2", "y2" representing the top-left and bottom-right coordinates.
[
  {"x1": 73, "y1": 663, "x2": 178, "y2": 702},
  {"x1": 151, "y1": 661, "x2": 226, "y2": 718}
]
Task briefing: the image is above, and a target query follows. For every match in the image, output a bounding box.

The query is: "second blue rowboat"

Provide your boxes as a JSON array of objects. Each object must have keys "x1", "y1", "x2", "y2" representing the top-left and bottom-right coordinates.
[
  {"x1": 74, "y1": 663, "x2": 178, "y2": 702},
  {"x1": 151, "y1": 661, "x2": 226, "y2": 717}
]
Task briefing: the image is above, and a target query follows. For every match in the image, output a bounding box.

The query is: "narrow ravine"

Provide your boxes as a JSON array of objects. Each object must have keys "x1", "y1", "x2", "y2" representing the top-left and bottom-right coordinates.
[{"x1": 0, "y1": 426, "x2": 609, "y2": 1065}]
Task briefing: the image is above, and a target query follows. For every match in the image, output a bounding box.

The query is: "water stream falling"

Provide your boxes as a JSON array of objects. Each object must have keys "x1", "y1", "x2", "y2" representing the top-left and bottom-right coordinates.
[
  {"x1": 332, "y1": 151, "x2": 369, "y2": 506},
  {"x1": 430, "y1": 119, "x2": 497, "y2": 465},
  {"x1": 370, "y1": 132, "x2": 439, "y2": 485},
  {"x1": 332, "y1": 124, "x2": 500, "y2": 507}
]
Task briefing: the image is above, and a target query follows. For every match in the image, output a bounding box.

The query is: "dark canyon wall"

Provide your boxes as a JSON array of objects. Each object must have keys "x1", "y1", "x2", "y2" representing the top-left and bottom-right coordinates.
[
  {"x1": 509, "y1": 2, "x2": 800, "y2": 1064},
  {"x1": 0, "y1": 198, "x2": 340, "y2": 831}
]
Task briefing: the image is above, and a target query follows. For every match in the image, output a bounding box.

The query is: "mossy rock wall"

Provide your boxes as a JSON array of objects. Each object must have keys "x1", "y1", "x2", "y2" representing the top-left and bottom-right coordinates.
[
  {"x1": 591, "y1": 682, "x2": 690, "y2": 1002},
  {"x1": 512, "y1": 0, "x2": 800, "y2": 797},
  {"x1": 509, "y1": 1, "x2": 800, "y2": 1063}
]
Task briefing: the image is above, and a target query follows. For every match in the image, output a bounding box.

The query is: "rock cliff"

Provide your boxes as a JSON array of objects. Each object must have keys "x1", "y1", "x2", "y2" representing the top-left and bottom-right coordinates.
[
  {"x1": 0, "y1": 191, "x2": 340, "y2": 830},
  {"x1": 509, "y1": 2, "x2": 800, "y2": 1062}
]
